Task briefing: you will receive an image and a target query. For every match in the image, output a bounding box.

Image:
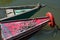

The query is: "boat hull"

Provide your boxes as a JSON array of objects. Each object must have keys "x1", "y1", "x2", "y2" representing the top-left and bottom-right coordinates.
[{"x1": 0, "y1": 4, "x2": 41, "y2": 21}]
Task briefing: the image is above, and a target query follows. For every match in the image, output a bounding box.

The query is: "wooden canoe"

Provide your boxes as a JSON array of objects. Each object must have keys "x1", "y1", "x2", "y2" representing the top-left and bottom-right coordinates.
[{"x1": 0, "y1": 3, "x2": 45, "y2": 21}]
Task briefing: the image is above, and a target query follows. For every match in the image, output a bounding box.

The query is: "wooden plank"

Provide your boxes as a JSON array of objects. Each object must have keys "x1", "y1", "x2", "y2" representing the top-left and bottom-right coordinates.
[{"x1": 6, "y1": 9, "x2": 15, "y2": 17}]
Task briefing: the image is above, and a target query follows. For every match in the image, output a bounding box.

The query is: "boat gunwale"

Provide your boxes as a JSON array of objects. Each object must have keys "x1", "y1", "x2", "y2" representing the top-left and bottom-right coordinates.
[
  {"x1": 0, "y1": 16, "x2": 49, "y2": 23},
  {"x1": 0, "y1": 3, "x2": 39, "y2": 9}
]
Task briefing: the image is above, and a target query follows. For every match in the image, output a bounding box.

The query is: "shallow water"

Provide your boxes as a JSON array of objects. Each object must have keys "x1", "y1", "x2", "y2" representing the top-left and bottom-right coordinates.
[
  {"x1": 28, "y1": 30, "x2": 60, "y2": 40},
  {"x1": 0, "y1": 0, "x2": 60, "y2": 40}
]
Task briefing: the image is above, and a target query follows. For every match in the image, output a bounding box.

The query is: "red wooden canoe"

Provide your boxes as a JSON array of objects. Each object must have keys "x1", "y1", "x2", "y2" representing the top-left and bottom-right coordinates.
[{"x1": 0, "y1": 12, "x2": 55, "y2": 40}]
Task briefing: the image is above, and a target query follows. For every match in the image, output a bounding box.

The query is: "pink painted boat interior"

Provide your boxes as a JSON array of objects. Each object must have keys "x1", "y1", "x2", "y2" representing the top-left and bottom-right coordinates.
[{"x1": 1, "y1": 17, "x2": 49, "y2": 39}]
